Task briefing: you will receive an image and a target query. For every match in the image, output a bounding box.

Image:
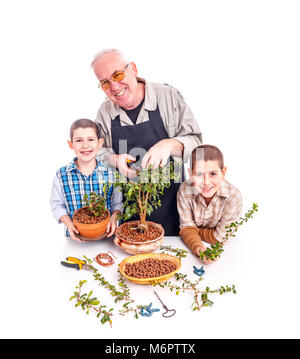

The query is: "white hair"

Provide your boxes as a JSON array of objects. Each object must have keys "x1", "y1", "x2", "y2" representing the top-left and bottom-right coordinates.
[{"x1": 90, "y1": 48, "x2": 129, "y2": 68}]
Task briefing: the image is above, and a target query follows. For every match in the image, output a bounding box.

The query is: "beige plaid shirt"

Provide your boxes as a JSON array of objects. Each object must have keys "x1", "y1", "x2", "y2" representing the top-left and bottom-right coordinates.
[
  {"x1": 177, "y1": 179, "x2": 243, "y2": 241},
  {"x1": 95, "y1": 78, "x2": 202, "y2": 164}
]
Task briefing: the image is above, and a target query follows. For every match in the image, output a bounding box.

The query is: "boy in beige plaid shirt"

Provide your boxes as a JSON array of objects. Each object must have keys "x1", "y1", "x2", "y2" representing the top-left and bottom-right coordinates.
[{"x1": 177, "y1": 145, "x2": 242, "y2": 264}]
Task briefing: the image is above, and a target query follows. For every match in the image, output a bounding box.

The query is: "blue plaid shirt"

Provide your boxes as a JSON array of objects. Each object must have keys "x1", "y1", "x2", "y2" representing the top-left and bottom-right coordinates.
[{"x1": 50, "y1": 158, "x2": 123, "y2": 237}]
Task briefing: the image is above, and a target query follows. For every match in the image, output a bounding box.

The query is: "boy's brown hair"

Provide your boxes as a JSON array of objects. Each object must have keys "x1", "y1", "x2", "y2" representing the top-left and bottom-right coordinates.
[
  {"x1": 191, "y1": 145, "x2": 224, "y2": 170},
  {"x1": 69, "y1": 119, "x2": 101, "y2": 141}
]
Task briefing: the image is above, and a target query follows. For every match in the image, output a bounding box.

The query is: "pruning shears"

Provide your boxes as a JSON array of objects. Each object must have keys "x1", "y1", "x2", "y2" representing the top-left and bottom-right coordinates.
[
  {"x1": 61, "y1": 257, "x2": 92, "y2": 271},
  {"x1": 126, "y1": 158, "x2": 140, "y2": 171}
]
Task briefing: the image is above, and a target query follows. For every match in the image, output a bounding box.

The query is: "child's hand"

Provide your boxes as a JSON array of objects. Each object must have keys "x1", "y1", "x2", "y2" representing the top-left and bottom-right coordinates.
[
  {"x1": 67, "y1": 223, "x2": 82, "y2": 242},
  {"x1": 200, "y1": 256, "x2": 219, "y2": 265},
  {"x1": 59, "y1": 214, "x2": 82, "y2": 242},
  {"x1": 106, "y1": 211, "x2": 119, "y2": 237},
  {"x1": 197, "y1": 245, "x2": 219, "y2": 265}
]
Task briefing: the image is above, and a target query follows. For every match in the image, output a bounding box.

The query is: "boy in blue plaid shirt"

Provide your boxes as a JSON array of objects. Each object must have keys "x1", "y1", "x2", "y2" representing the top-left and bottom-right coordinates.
[{"x1": 50, "y1": 119, "x2": 123, "y2": 241}]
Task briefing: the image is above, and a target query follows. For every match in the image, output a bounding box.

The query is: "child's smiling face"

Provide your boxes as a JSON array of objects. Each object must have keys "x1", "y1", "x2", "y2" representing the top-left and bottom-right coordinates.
[
  {"x1": 189, "y1": 160, "x2": 227, "y2": 199},
  {"x1": 68, "y1": 127, "x2": 104, "y2": 164}
]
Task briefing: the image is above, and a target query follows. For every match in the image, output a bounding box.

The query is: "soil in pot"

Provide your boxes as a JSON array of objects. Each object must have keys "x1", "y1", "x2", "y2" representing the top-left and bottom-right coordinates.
[
  {"x1": 124, "y1": 258, "x2": 177, "y2": 278},
  {"x1": 118, "y1": 222, "x2": 162, "y2": 242},
  {"x1": 73, "y1": 207, "x2": 108, "y2": 224}
]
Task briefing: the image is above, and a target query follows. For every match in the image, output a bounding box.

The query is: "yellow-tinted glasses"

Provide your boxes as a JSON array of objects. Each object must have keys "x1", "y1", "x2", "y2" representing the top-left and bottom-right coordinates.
[{"x1": 98, "y1": 63, "x2": 130, "y2": 91}]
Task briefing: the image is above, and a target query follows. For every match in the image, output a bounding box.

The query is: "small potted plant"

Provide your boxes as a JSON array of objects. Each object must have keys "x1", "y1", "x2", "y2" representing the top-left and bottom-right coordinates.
[
  {"x1": 114, "y1": 163, "x2": 177, "y2": 254},
  {"x1": 73, "y1": 186, "x2": 110, "y2": 239}
]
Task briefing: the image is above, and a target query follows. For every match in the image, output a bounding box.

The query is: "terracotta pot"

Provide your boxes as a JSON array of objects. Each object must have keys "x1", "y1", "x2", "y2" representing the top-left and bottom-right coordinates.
[
  {"x1": 114, "y1": 220, "x2": 164, "y2": 255},
  {"x1": 73, "y1": 207, "x2": 110, "y2": 239}
]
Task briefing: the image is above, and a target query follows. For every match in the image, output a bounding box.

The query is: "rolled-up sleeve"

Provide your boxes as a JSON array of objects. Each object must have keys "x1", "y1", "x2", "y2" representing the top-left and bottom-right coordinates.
[
  {"x1": 172, "y1": 94, "x2": 202, "y2": 163},
  {"x1": 110, "y1": 186, "x2": 123, "y2": 215},
  {"x1": 95, "y1": 108, "x2": 115, "y2": 166},
  {"x1": 50, "y1": 174, "x2": 68, "y2": 223},
  {"x1": 177, "y1": 182, "x2": 197, "y2": 229}
]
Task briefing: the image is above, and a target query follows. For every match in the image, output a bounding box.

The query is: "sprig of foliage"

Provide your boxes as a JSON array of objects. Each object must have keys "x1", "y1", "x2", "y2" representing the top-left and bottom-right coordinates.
[
  {"x1": 86, "y1": 258, "x2": 149, "y2": 318},
  {"x1": 82, "y1": 185, "x2": 110, "y2": 217},
  {"x1": 91, "y1": 263, "x2": 132, "y2": 303},
  {"x1": 151, "y1": 273, "x2": 236, "y2": 311},
  {"x1": 199, "y1": 203, "x2": 259, "y2": 261},
  {"x1": 159, "y1": 245, "x2": 189, "y2": 260},
  {"x1": 118, "y1": 303, "x2": 144, "y2": 319},
  {"x1": 69, "y1": 280, "x2": 113, "y2": 327},
  {"x1": 70, "y1": 257, "x2": 147, "y2": 320},
  {"x1": 81, "y1": 255, "x2": 99, "y2": 272}
]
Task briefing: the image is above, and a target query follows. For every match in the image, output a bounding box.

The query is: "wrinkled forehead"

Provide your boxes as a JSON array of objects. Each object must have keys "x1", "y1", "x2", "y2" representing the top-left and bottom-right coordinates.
[{"x1": 93, "y1": 52, "x2": 127, "y2": 81}]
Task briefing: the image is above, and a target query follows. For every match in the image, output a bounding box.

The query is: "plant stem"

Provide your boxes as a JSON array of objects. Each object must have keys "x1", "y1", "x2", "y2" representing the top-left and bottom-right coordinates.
[
  {"x1": 70, "y1": 280, "x2": 113, "y2": 327},
  {"x1": 199, "y1": 203, "x2": 258, "y2": 261}
]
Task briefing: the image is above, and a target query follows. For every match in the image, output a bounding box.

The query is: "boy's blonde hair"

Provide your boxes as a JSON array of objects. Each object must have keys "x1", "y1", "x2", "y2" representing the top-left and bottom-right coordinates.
[{"x1": 191, "y1": 145, "x2": 224, "y2": 170}]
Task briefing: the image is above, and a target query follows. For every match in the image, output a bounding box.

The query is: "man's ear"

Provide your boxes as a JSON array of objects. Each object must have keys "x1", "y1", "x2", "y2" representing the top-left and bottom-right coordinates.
[
  {"x1": 129, "y1": 62, "x2": 138, "y2": 76},
  {"x1": 67, "y1": 140, "x2": 73, "y2": 150}
]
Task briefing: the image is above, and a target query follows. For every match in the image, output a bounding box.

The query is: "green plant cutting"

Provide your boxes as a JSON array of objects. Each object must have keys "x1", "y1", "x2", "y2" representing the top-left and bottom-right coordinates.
[
  {"x1": 198, "y1": 203, "x2": 258, "y2": 261},
  {"x1": 82, "y1": 185, "x2": 110, "y2": 217}
]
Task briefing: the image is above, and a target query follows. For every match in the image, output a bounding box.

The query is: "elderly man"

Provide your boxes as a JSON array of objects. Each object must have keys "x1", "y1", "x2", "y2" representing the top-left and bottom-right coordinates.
[{"x1": 92, "y1": 49, "x2": 202, "y2": 235}]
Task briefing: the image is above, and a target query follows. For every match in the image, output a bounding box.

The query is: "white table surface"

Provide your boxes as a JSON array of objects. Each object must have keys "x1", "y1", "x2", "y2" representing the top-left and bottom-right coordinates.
[{"x1": 3, "y1": 219, "x2": 297, "y2": 339}]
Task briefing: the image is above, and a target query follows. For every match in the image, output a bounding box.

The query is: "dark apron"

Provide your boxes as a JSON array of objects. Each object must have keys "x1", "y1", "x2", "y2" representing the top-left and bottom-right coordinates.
[{"x1": 111, "y1": 105, "x2": 183, "y2": 235}]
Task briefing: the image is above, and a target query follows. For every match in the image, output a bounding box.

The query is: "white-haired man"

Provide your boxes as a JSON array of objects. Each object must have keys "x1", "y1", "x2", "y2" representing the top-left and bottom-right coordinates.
[{"x1": 92, "y1": 49, "x2": 202, "y2": 235}]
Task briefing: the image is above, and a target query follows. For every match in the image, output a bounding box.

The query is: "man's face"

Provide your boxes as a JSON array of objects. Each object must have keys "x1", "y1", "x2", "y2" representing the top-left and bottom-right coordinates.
[
  {"x1": 93, "y1": 52, "x2": 140, "y2": 110},
  {"x1": 189, "y1": 160, "x2": 227, "y2": 199},
  {"x1": 68, "y1": 127, "x2": 104, "y2": 164}
]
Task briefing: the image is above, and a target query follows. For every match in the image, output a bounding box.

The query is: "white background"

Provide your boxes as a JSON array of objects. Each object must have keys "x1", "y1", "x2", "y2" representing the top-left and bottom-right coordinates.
[{"x1": 0, "y1": 0, "x2": 299, "y2": 339}]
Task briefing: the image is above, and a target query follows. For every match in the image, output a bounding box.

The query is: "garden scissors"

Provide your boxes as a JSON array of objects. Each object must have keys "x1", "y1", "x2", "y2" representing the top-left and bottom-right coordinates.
[
  {"x1": 126, "y1": 158, "x2": 140, "y2": 171},
  {"x1": 154, "y1": 291, "x2": 176, "y2": 318},
  {"x1": 61, "y1": 257, "x2": 92, "y2": 271}
]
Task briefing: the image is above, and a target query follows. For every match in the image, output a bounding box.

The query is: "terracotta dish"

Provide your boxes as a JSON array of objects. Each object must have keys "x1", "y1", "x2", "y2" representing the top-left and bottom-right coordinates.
[{"x1": 119, "y1": 253, "x2": 181, "y2": 284}]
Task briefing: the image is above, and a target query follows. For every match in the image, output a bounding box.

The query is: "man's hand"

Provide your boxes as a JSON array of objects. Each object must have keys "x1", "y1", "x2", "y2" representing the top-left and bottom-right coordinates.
[
  {"x1": 109, "y1": 153, "x2": 137, "y2": 178},
  {"x1": 142, "y1": 138, "x2": 183, "y2": 169}
]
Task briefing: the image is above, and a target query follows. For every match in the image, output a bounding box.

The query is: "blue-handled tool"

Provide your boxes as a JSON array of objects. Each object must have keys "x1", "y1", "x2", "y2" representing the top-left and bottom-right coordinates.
[
  {"x1": 193, "y1": 265, "x2": 205, "y2": 277},
  {"x1": 140, "y1": 302, "x2": 160, "y2": 317}
]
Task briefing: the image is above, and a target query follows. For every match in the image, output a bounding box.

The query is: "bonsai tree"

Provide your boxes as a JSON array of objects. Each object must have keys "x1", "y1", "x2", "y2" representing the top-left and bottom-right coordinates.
[
  {"x1": 82, "y1": 185, "x2": 109, "y2": 218},
  {"x1": 115, "y1": 162, "x2": 180, "y2": 232},
  {"x1": 73, "y1": 184, "x2": 111, "y2": 239}
]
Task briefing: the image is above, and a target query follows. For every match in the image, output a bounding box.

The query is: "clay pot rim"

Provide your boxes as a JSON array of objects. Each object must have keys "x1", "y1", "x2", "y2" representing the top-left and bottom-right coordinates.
[
  {"x1": 115, "y1": 220, "x2": 164, "y2": 245},
  {"x1": 73, "y1": 207, "x2": 110, "y2": 229}
]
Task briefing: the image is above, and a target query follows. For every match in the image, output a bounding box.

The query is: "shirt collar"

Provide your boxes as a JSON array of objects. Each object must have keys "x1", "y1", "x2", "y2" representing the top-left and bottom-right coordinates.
[
  {"x1": 108, "y1": 78, "x2": 157, "y2": 121},
  {"x1": 216, "y1": 179, "x2": 230, "y2": 198},
  {"x1": 65, "y1": 158, "x2": 104, "y2": 174},
  {"x1": 143, "y1": 79, "x2": 157, "y2": 111}
]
